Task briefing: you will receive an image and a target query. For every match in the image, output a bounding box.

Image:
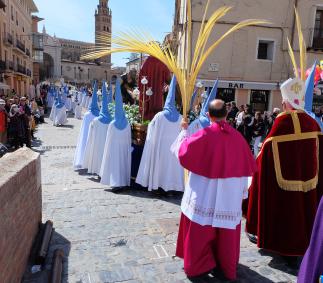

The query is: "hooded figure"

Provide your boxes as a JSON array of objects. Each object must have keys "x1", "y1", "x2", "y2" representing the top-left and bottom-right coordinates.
[
  {"x1": 49, "y1": 89, "x2": 58, "y2": 122},
  {"x1": 83, "y1": 81, "x2": 113, "y2": 175},
  {"x1": 51, "y1": 89, "x2": 68, "y2": 126},
  {"x1": 136, "y1": 75, "x2": 184, "y2": 193},
  {"x1": 100, "y1": 79, "x2": 132, "y2": 187},
  {"x1": 47, "y1": 85, "x2": 55, "y2": 108},
  {"x1": 64, "y1": 85, "x2": 72, "y2": 111},
  {"x1": 187, "y1": 80, "x2": 218, "y2": 135},
  {"x1": 74, "y1": 81, "x2": 100, "y2": 169},
  {"x1": 74, "y1": 91, "x2": 82, "y2": 119}
]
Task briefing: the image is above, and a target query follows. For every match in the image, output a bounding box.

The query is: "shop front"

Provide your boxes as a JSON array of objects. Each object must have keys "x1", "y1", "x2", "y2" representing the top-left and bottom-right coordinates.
[{"x1": 203, "y1": 79, "x2": 280, "y2": 112}]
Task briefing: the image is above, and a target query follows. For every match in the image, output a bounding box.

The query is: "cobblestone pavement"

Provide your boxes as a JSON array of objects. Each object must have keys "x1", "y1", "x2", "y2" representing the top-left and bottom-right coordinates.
[{"x1": 27, "y1": 115, "x2": 298, "y2": 283}]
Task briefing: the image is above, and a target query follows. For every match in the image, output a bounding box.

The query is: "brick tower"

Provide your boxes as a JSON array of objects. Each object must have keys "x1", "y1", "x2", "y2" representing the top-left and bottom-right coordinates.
[{"x1": 95, "y1": 0, "x2": 112, "y2": 65}]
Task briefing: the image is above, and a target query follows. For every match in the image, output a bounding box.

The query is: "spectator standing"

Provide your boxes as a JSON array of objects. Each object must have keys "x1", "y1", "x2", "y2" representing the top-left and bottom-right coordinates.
[
  {"x1": 19, "y1": 97, "x2": 32, "y2": 148},
  {"x1": 252, "y1": 111, "x2": 265, "y2": 156},
  {"x1": 236, "y1": 105, "x2": 245, "y2": 133},
  {"x1": 242, "y1": 104, "x2": 254, "y2": 146},
  {"x1": 0, "y1": 99, "x2": 7, "y2": 144},
  {"x1": 7, "y1": 104, "x2": 24, "y2": 149},
  {"x1": 266, "y1": 108, "x2": 280, "y2": 136},
  {"x1": 120, "y1": 69, "x2": 137, "y2": 105}
]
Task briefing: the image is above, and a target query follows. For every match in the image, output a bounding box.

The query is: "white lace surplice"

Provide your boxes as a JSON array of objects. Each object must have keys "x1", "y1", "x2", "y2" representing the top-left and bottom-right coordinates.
[{"x1": 181, "y1": 173, "x2": 249, "y2": 229}]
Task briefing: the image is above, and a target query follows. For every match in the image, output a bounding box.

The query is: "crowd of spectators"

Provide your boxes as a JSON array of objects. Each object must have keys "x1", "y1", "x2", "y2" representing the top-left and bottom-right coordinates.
[
  {"x1": 0, "y1": 87, "x2": 47, "y2": 152},
  {"x1": 225, "y1": 101, "x2": 281, "y2": 156}
]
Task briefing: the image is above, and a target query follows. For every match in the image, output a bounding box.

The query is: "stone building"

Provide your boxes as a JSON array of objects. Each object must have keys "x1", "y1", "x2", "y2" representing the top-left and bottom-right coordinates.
[
  {"x1": 0, "y1": 0, "x2": 38, "y2": 96},
  {"x1": 39, "y1": 0, "x2": 114, "y2": 85},
  {"x1": 173, "y1": 0, "x2": 323, "y2": 111}
]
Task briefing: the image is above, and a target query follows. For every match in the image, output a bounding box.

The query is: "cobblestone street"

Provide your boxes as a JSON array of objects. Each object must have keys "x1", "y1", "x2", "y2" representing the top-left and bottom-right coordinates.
[{"x1": 32, "y1": 116, "x2": 299, "y2": 283}]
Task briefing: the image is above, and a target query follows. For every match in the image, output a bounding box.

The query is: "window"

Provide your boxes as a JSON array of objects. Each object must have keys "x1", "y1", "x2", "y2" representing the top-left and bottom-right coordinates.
[
  {"x1": 217, "y1": 88, "x2": 236, "y2": 103},
  {"x1": 250, "y1": 90, "x2": 270, "y2": 112},
  {"x1": 313, "y1": 9, "x2": 323, "y2": 49},
  {"x1": 257, "y1": 40, "x2": 275, "y2": 61}
]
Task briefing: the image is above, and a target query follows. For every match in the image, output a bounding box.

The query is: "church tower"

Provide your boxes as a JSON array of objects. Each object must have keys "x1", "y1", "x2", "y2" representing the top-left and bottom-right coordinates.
[{"x1": 95, "y1": 0, "x2": 112, "y2": 65}]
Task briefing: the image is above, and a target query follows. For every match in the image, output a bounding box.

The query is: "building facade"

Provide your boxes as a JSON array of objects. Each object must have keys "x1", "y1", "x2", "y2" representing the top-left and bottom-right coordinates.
[
  {"x1": 39, "y1": 0, "x2": 113, "y2": 85},
  {"x1": 173, "y1": 0, "x2": 323, "y2": 112},
  {"x1": 0, "y1": 0, "x2": 38, "y2": 96}
]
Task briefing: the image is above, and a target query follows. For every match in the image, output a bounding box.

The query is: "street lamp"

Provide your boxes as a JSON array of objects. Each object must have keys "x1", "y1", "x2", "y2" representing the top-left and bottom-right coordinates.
[{"x1": 141, "y1": 76, "x2": 148, "y2": 123}]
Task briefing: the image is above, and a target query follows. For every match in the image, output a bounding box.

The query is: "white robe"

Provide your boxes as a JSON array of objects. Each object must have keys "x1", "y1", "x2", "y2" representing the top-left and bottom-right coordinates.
[
  {"x1": 73, "y1": 112, "x2": 97, "y2": 169},
  {"x1": 100, "y1": 124, "x2": 132, "y2": 187},
  {"x1": 53, "y1": 106, "x2": 68, "y2": 126},
  {"x1": 74, "y1": 104, "x2": 82, "y2": 119},
  {"x1": 49, "y1": 104, "x2": 56, "y2": 121},
  {"x1": 136, "y1": 112, "x2": 184, "y2": 192},
  {"x1": 82, "y1": 119, "x2": 110, "y2": 174}
]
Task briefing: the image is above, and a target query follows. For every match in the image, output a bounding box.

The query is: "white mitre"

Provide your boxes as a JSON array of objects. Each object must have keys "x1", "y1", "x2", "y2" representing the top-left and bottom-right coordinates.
[{"x1": 280, "y1": 77, "x2": 305, "y2": 110}]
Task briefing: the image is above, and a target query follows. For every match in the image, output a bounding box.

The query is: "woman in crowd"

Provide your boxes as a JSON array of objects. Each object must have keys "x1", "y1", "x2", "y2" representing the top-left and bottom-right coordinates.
[
  {"x1": 252, "y1": 111, "x2": 265, "y2": 157},
  {"x1": 7, "y1": 104, "x2": 24, "y2": 149}
]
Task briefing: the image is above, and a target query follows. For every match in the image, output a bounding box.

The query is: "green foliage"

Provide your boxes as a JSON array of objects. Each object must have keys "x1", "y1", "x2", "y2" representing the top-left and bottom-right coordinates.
[{"x1": 107, "y1": 103, "x2": 150, "y2": 125}]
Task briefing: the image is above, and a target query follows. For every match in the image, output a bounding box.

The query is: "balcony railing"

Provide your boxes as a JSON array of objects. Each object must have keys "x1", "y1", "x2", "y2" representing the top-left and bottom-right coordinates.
[
  {"x1": 26, "y1": 69, "x2": 32, "y2": 77},
  {"x1": 26, "y1": 48, "x2": 30, "y2": 57},
  {"x1": 3, "y1": 33, "x2": 13, "y2": 45},
  {"x1": 16, "y1": 39, "x2": 25, "y2": 52}
]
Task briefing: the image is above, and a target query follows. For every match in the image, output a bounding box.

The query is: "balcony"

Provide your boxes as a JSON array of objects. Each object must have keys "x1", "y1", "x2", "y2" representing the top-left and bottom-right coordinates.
[
  {"x1": 26, "y1": 48, "x2": 31, "y2": 57},
  {"x1": 26, "y1": 69, "x2": 32, "y2": 77},
  {"x1": 17, "y1": 64, "x2": 26, "y2": 75},
  {"x1": 3, "y1": 33, "x2": 13, "y2": 46},
  {"x1": 7, "y1": 61, "x2": 14, "y2": 71},
  {"x1": 16, "y1": 39, "x2": 26, "y2": 53},
  {"x1": 32, "y1": 33, "x2": 44, "y2": 51}
]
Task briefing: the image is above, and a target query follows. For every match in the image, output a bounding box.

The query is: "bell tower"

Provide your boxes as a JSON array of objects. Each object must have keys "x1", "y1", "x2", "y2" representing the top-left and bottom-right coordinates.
[{"x1": 95, "y1": 0, "x2": 112, "y2": 65}]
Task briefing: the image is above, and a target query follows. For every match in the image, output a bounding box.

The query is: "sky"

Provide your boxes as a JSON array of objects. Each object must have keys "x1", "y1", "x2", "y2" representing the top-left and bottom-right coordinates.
[{"x1": 33, "y1": 0, "x2": 175, "y2": 67}]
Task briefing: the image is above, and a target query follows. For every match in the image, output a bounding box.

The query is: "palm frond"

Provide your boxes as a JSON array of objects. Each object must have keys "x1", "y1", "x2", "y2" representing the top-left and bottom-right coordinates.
[{"x1": 81, "y1": 4, "x2": 268, "y2": 117}]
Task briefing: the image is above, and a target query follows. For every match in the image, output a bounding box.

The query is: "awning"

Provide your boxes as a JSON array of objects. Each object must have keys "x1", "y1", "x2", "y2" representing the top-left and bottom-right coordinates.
[{"x1": 0, "y1": 82, "x2": 10, "y2": 90}]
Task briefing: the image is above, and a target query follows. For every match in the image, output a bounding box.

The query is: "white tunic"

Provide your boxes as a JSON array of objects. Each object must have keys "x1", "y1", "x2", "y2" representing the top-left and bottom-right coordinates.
[
  {"x1": 82, "y1": 119, "x2": 110, "y2": 174},
  {"x1": 136, "y1": 112, "x2": 184, "y2": 192},
  {"x1": 53, "y1": 106, "x2": 68, "y2": 126},
  {"x1": 100, "y1": 124, "x2": 132, "y2": 187},
  {"x1": 73, "y1": 112, "x2": 96, "y2": 169}
]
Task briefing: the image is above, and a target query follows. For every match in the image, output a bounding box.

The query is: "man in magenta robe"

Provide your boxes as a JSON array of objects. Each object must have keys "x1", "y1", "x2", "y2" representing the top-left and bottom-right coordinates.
[{"x1": 175, "y1": 99, "x2": 257, "y2": 280}]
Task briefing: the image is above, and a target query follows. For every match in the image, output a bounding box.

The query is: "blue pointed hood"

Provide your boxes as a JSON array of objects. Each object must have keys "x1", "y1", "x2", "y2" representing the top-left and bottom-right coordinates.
[
  {"x1": 98, "y1": 81, "x2": 112, "y2": 124},
  {"x1": 112, "y1": 78, "x2": 128, "y2": 130},
  {"x1": 163, "y1": 75, "x2": 180, "y2": 122},
  {"x1": 88, "y1": 81, "x2": 100, "y2": 116},
  {"x1": 304, "y1": 61, "x2": 323, "y2": 132},
  {"x1": 199, "y1": 80, "x2": 218, "y2": 128},
  {"x1": 189, "y1": 89, "x2": 198, "y2": 111}
]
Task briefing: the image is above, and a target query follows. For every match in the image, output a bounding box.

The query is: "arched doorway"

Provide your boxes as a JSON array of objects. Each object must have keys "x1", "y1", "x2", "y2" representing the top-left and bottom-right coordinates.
[{"x1": 40, "y1": 53, "x2": 54, "y2": 81}]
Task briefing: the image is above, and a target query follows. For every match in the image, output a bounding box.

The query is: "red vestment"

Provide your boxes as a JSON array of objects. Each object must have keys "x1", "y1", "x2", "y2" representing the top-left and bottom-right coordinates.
[
  {"x1": 139, "y1": 57, "x2": 170, "y2": 120},
  {"x1": 176, "y1": 122, "x2": 257, "y2": 279},
  {"x1": 244, "y1": 110, "x2": 323, "y2": 256}
]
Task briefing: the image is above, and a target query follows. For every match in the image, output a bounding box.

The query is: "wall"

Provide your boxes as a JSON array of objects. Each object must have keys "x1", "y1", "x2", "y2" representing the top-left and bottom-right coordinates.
[{"x1": 0, "y1": 148, "x2": 42, "y2": 283}]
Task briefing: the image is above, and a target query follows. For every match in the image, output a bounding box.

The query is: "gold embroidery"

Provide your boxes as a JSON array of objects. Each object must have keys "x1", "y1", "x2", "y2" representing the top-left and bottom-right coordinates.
[
  {"x1": 290, "y1": 82, "x2": 303, "y2": 95},
  {"x1": 258, "y1": 112, "x2": 321, "y2": 192},
  {"x1": 271, "y1": 135, "x2": 319, "y2": 192}
]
